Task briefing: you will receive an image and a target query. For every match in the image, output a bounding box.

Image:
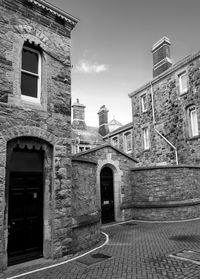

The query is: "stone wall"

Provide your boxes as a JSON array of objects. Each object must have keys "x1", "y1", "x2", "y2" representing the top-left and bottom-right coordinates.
[
  {"x1": 0, "y1": 0, "x2": 77, "y2": 270},
  {"x1": 122, "y1": 165, "x2": 200, "y2": 220},
  {"x1": 71, "y1": 158, "x2": 101, "y2": 253},
  {"x1": 130, "y1": 55, "x2": 200, "y2": 166},
  {"x1": 74, "y1": 144, "x2": 137, "y2": 222}
]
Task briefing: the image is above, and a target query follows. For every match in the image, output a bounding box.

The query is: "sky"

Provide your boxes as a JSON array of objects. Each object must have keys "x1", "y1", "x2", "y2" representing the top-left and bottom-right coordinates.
[{"x1": 48, "y1": 0, "x2": 200, "y2": 127}]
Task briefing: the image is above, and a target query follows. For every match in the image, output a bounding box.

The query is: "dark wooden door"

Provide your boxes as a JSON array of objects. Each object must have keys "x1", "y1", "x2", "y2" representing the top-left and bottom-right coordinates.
[
  {"x1": 100, "y1": 167, "x2": 114, "y2": 223},
  {"x1": 8, "y1": 172, "x2": 43, "y2": 265}
]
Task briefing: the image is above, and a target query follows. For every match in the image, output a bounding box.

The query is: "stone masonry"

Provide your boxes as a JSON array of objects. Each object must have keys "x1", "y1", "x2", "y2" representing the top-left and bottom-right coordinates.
[
  {"x1": 0, "y1": 0, "x2": 78, "y2": 270},
  {"x1": 74, "y1": 144, "x2": 138, "y2": 222},
  {"x1": 129, "y1": 46, "x2": 200, "y2": 166}
]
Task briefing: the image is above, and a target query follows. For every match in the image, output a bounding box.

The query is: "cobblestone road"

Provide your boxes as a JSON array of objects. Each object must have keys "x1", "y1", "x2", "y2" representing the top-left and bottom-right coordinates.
[{"x1": 3, "y1": 219, "x2": 200, "y2": 279}]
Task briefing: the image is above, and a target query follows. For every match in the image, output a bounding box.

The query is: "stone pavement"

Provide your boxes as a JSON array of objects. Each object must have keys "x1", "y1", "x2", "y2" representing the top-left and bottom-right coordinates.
[{"x1": 3, "y1": 219, "x2": 200, "y2": 279}]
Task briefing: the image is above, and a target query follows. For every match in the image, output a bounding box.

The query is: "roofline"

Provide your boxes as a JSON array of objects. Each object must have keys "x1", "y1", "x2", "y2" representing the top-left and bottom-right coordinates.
[
  {"x1": 27, "y1": 0, "x2": 79, "y2": 27},
  {"x1": 128, "y1": 50, "x2": 200, "y2": 97},
  {"x1": 104, "y1": 122, "x2": 133, "y2": 138},
  {"x1": 72, "y1": 143, "x2": 139, "y2": 163}
]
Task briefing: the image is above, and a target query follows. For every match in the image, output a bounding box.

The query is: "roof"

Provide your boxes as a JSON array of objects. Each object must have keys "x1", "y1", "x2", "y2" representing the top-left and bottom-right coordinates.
[
  {"x1": 72, "y1": 126, "x2": 103, "y2": 144},
  {"x1": 27, "y1": 0, "x2": 79, "y2": 28},
  {"x1": 129, "y1": 50, "x2": 200, "y2": 97},
  {"x1": 104, "y1": 122, "x2": 133, "y2": 138},
  {"x1": 108, "y1": 118, "x2": 123, "y2": 133},
  {"x1": 73, "y1": 143, "x2": 138, "y2": 163}
]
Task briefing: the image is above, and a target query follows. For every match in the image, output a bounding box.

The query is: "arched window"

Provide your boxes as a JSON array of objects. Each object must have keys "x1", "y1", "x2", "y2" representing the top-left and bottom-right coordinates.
[
  {"x1": 187, "y1": 105, "x2": 198, "y2": 137},
  {"x1": 21, "y1": 42, "x2": 41, "y2": 103}
]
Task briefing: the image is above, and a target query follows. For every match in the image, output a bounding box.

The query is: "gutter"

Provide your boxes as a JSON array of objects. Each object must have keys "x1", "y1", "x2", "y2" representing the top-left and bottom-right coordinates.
[{"x1": 150, "y1": 82, "x2": 179, "y2": 165}]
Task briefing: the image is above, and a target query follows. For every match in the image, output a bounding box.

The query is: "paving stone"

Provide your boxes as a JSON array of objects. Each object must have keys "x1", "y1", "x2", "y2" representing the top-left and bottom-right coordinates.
[{"x1": 3, "y1": 220, "x2": 200, "y2": 278}]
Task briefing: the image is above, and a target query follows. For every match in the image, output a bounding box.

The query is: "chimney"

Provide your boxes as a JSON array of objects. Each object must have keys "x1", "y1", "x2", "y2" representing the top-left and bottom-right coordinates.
[
  {"x1": 98, "y1": 105, "x2": 109, "y2": 136},
  {"x1": 152, "y1": 36, "x2": 172, "y2": 78},
  {"x1": 72, "y1": 99, "x2": 86, "y2": 130}
]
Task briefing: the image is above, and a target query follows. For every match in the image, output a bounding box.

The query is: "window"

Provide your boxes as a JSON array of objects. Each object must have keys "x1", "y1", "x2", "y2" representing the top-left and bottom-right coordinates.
[
  {"x1": 111, "y1": 136, "x2": 119, "y2": 148},
  {"x1": 142, "y1": 127, "x2": 150, "y2": 150},
  {"x1": 141, "y1": 93, "x2": 147, "y2": 112},
  {"x1": 179, "y1": 72, "x2": 188, "y2": 94},
  {"x1": 21, "y1": 44, "x2": 41, "y2": 103},
  {"x1": 188, "y1": 106, "x2": 198, "y2": 137},
  {"x1": 124, "y1": 131, "x2": 132, "y2": 153}
]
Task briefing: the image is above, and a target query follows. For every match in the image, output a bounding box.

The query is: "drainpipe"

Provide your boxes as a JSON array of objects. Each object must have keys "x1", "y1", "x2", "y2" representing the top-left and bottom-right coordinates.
[{"x1": 150, "y1": 82, "x2": 179, "y2": 165}]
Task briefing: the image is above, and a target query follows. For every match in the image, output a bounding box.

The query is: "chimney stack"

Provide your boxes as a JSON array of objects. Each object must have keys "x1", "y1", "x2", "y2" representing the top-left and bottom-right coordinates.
[
  {"x1": 152, "y1": 36, "x2": 172, "y2": 78},
  {"x1": 98, "y1": 105, "x2": 109, "y2": 136},
  {"x1": 72, "y1": 99, "x2": 86, "y2": 130}
]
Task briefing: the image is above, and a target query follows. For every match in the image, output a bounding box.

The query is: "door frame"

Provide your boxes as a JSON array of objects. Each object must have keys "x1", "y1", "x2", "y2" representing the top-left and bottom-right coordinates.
[
  {"x1": 100, "y1": 166, "x2": 115, "y2": 223},
  {"x1": 5, "y1": 137, "x2": 54, "y2": 267},
  {"x1": 96, "y1": 158, "x2": 124, "y2": 223}
]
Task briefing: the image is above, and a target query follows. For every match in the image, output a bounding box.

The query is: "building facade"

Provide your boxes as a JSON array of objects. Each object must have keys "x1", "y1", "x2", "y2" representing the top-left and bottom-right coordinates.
[
  {"x1": 129, "y1": 37, "x2": 200, "y2": 166},
  {"x1": 0, "y1": 0, "x2": 81, "y2": 270},
  {"x1": 121, "y1": 37, "x2": 200, "y2": 221}
]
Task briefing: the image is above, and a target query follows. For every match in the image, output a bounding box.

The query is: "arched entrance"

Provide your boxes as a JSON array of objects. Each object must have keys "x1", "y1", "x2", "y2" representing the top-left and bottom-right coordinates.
[
  {"x1": 100, "y1": 167, "x2": 115, "y2": 223},
  {"x1": 7, "y1": 141, "x2": 44, "y2": 265}
]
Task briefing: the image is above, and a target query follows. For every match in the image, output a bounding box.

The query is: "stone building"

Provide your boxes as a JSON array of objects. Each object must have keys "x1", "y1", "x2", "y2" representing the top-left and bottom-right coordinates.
[
  {"x1": 122, "y1": 37, "x2": 200, "y2": 221},
  {"x1": 71, "y1": 101, "x2": 137, "y2": 224},
  {"x1": 0, "y1": 0, "x2": 102, "y2": 271},
  {"x1": 129, "y1": 36, "x2": 200, "y2": 166},
  {"x1": 71, "y1": 99, "x2": 103, "y2": 153},
  {"x1": 103, "y1": 122, "x2": 133, "y2": 156},
  {"x1": 72, "y1": 100, "x2": 134, "y2": 157}
]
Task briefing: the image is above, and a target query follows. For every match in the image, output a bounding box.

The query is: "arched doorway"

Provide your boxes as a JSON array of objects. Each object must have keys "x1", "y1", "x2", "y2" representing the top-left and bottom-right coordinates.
[
  {"x1": 7, "y1": 142, "x2": 44, "y2": 265},
  {"x1": 100, "y1": 167, "x2": 115, "y2": 223}
]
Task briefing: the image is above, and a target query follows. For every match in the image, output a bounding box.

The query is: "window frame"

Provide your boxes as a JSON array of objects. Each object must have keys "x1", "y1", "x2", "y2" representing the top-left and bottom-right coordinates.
[
  {"x1": 123, "y1": 130, "x2": 132, "y2": 153},
  {"x1": 178, "y1": 71, "x2": 188, "y2": 95},
  {"x1": 111, "y1": 135, "x2": 119, "y2": 148},
  {"x1": 21, "y1": 45, "x2": 41, "y2": 104},
  {"x1": 140, "y1": 92, "x2": 148, "y2": 113},
  {"x1": 188, "y1": 106, "x2": 199, "y2": 137},
  {"x1": 142, "y1": 126, "x2": 150, "y2": 150}
]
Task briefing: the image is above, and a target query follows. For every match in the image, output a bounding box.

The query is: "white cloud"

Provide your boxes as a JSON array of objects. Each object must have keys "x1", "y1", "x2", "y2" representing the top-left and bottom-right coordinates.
[{"x1": 74, "y1": 60, "x2": 109, "y2": 74}]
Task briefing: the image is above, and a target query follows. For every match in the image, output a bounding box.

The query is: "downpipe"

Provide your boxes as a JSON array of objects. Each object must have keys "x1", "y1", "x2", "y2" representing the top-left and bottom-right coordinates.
[{"x1": 150, "y1": 82, "x2": 178, "y2": 165}]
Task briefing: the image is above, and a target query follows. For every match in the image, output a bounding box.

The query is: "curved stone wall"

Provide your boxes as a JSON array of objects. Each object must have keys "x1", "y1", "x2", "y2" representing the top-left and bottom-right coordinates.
[{"x1": 122, "y1": 165, "x2": 200, "y2": 221}]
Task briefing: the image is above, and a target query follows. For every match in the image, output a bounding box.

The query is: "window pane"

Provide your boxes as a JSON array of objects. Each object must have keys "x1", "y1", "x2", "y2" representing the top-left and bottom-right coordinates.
[
  {"x1": 22, "y1": 48, "x2": 38, "y2": 74},
  {"x1": 190, "y1": 109, "x2": 198, "y2": 136},
  {"x1": 141, "y1": 94, "x2": 147, "y2": 111},
  {"x1": 125, "y1": 133, "x2": 132, "y2": 151},
  {"x1": 143, "y1": 128, "x2": 149, "y2": 149},
  {"x1": 21, "y1": 72, "x2": 38, "y2": 98},
  {"x1": 181, "y1": 74, "x2": 187, "y2": 91},
  {"x1": 179, "y1": 73, "x2": 187, "y2": 93}
]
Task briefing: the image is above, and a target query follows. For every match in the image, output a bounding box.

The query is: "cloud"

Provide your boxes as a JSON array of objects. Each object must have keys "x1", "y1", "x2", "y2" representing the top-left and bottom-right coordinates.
[{"x1": 74, "y1": 60, "x2": 109, "y2": 74}]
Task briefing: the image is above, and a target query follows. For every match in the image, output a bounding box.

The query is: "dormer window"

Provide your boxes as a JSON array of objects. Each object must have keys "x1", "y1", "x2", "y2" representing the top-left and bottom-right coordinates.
[{"x1": 21, "y1": 44, "x2": 41, "y2": 103}]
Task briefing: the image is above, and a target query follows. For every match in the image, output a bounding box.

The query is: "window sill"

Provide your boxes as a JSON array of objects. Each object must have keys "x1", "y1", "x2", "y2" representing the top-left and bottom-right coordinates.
[
  {"x1": 186, "y1": 135, "x2": 200, "y2": 141},
  {"x1": 142, "y1": 148, "x2": 150, "y2": 153},
  {"x1": 21, "y1": 99, "x2": 45, "y2": 111},
  {"x1": 141, "y1": 110, "x2": 148, "y2": 114},
  {"x1": 179, "y1": 90, "x2": 188, "y2": 96}
]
